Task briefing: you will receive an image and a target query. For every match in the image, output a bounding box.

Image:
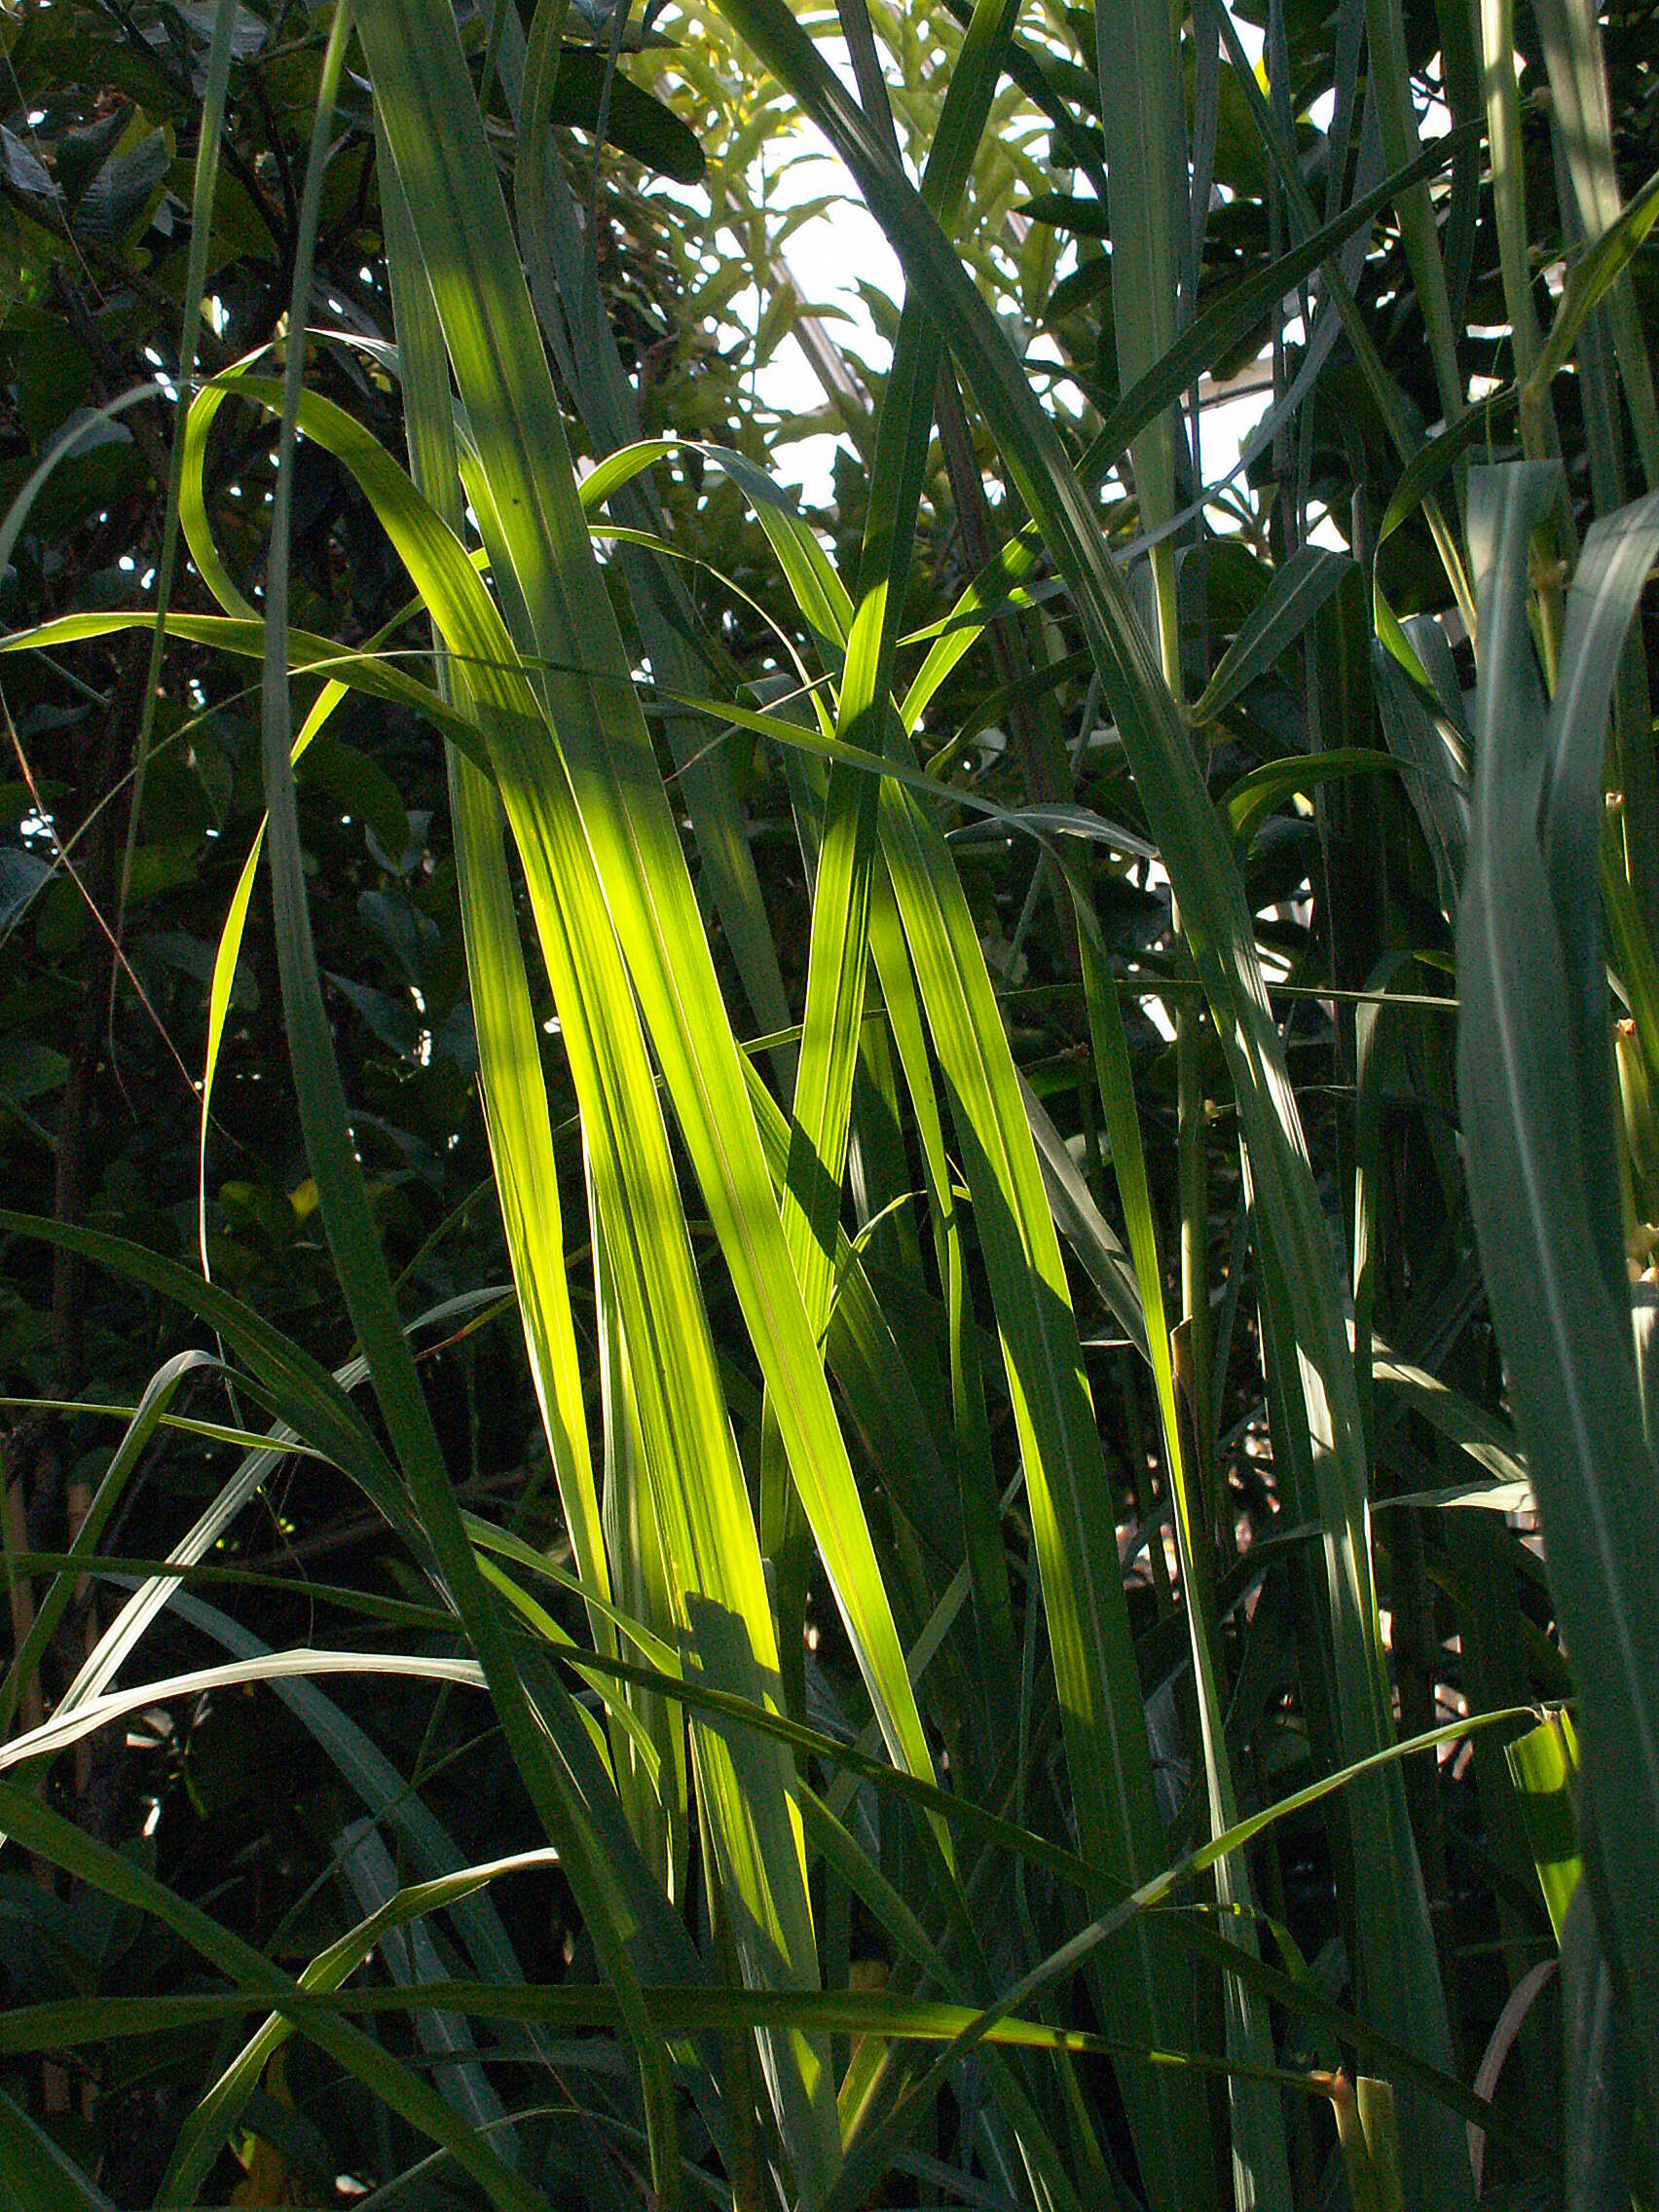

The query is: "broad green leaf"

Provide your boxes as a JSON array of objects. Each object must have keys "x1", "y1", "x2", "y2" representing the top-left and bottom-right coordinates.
[
  {"x1": 1505, "y1": 1710, "x2": 1582, "y2": 1944},
  {"x1": 1456, "y1": 462, "x2": 1659, "y2": 2107},
  {"x1": 1224, "y1": 748, "x2": 1402, "y2": 851},
  {"x1": 1095, "y1": 0, "x2": 1187, "y2": 552},
  {"x1": 1541, "y1": 489, "x2": 1659, "y2": 1302},
  {"x1": 1196, "y1": 546, "x2": 1355, "y2": 725}
]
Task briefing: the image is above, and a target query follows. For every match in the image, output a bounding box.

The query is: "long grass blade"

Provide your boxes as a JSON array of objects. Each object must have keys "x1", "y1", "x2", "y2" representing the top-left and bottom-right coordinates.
[
  {"x1": 1068, "y1": 880, "x2": 1292, "y2": 2211},
  {"x1": 0, "y1": 2085, "x2": 118, "y2": 2212},
  {"x1": 221, "y1": 338, "x2": 834, "y2": 2187},
  {"x1": 354, "y1": 1, "x2": 939, "y2": 1866},
  {"x1": 704, "y1": 8, "x2": 1468, "y2": 2194},
  {"x1": 246, "y1": 22, "x2": 691, "y2": 2185},
  {"x1": 0, "y1": 1777, "x2": 548, "y2": 2212},
  {"x1": 1456, "y1": 462, "x2": 1659, "y2": 2109},
  {"x1": 377, "y1": 115, "x2": 618, "y2": 1721}
]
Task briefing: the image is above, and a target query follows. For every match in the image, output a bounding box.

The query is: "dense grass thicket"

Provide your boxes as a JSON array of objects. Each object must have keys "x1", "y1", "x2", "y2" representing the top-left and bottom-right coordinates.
[{"x1": 1, "y1": 0, "x2": 1657, "y2": 2205}]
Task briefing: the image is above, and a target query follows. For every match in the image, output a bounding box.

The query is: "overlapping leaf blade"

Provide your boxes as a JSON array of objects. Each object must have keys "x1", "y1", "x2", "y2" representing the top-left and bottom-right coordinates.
[
  {"x1": 1456, "y1": 464, "x2": 1659, "y2": 2108},
  {"x1": 705, "y1": 4, "x2": 1467, "y2": 2194}
]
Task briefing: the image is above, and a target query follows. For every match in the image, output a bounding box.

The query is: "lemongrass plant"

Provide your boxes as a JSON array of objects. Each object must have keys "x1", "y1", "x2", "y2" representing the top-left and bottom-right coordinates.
[{"x1": 1, "y1": 0, "x2": 1656, "y2": 2206}]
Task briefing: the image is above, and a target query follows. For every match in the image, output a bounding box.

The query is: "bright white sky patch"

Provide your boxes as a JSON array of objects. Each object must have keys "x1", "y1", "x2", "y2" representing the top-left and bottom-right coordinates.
[{"x1": 741, "y1": 14, "x2": 1299, "y2": 519}]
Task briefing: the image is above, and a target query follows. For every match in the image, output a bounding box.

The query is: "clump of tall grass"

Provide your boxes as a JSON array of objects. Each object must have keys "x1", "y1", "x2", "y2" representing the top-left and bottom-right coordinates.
[{"x1": 2, "y1": 0, "x2": 1657, "y2": 2206}]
